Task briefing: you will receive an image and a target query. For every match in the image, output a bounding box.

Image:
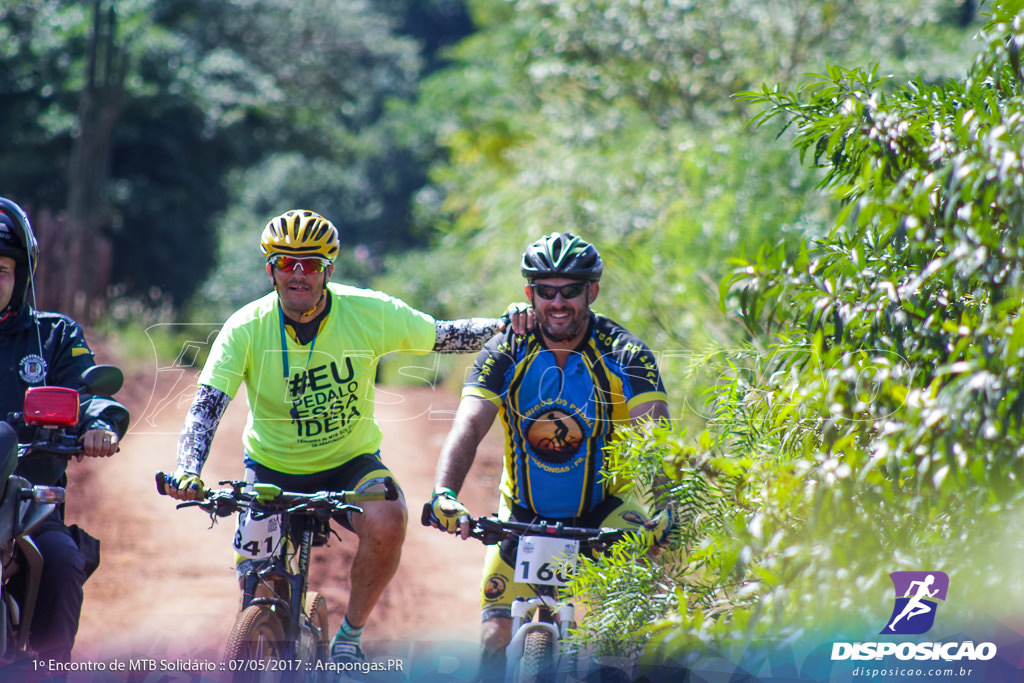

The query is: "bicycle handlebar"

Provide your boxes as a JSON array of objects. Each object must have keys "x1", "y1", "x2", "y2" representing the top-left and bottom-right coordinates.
[
  {"x1": 420, "y1": 503, "x2": 627, "y2": 550},
  {"x1": 155, "y1": 472, "x2": 399, "y2": 518}
]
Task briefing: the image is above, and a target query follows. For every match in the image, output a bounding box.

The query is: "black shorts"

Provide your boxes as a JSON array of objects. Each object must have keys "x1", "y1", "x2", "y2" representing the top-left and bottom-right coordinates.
[{"x1": 243, "y1": 452, "x2": 399, "y2": 532}]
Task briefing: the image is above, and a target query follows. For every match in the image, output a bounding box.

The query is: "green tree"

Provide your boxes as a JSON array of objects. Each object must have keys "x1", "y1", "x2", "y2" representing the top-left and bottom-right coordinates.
[
  {"x1": 0, "y1": 0, "x2": 474, "y2": 317},
  {"x1": 574, "y1": 2, "x2": 1024, "y2": 675},
  {"x1": 390, "y1": 0, "x2": 976, "y2": 420},
  {"x1": 180, "y1": 0, "x2": 480, "y2": 317}
]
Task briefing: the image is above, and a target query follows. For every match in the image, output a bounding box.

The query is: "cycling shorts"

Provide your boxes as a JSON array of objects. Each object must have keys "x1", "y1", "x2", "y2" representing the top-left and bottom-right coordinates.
[
  {"x1": 243, "y1": 451, "x2": 398, "y2": 532},
  {"x1": 479, "y1": 493, "x2": 650, "y2": 622},
  {"x1": 233, "y1": 452, "x2": 399, "y2": 573}
]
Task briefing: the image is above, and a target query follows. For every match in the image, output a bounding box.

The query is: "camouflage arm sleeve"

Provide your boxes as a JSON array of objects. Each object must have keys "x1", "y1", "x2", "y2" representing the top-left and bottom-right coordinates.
[
  {"x1": 433, "y1": 318, "x2": 504, "y2": 354},
  {"x1": 176, "y1": 383, "x2": 231, "y2": 475}
]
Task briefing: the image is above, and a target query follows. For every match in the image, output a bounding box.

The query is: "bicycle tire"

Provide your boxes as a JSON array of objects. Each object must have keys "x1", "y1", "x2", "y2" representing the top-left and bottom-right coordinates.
[
  {"x1": 224, "y1": 604, "x2": 287, "y2": 683},
  {"x1": 304, "y1": 591, "x2": 330, "y2": 661},
  {"x1": 518, "y1": 627, "x2": 556, "y2": 683}
]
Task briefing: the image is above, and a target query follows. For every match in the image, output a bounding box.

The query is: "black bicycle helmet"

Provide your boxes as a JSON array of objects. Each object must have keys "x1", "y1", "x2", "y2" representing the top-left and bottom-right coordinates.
[
  {"x1": 0, "y1": 197, "x2": 39, "y2": 314},
  {"x1": 520, "y1": 232, "x2": 603, "y2": 281}
]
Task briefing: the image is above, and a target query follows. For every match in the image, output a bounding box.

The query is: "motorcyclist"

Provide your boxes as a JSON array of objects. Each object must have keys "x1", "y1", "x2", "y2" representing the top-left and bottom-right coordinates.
[{"x1": 0, "y1": 197, "x2": 130, "y2": 661}]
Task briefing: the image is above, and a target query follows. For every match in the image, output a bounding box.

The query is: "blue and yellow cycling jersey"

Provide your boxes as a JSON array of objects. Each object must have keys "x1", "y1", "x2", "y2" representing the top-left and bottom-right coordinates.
[{"x1": 464, "y1": 313, "x2": 667, "y2": 519}]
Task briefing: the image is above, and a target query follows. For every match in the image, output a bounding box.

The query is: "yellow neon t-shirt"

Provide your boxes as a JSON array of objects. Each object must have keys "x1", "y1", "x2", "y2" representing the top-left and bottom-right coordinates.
[{"x1": 198, "y1": 283, "x2": 436, "y2": 474}]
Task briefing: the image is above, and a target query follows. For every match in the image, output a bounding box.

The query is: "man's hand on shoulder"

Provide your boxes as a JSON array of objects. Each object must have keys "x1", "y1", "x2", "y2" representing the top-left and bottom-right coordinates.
[{"x1": 500, "y1": 302, "x2": 534, "y2": 336}]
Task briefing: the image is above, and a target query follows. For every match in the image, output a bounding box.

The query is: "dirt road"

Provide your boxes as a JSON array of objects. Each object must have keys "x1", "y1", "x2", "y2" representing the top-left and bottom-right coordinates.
[{"x1": 65, "y1": 357, "x2": 504, "y2": 677}]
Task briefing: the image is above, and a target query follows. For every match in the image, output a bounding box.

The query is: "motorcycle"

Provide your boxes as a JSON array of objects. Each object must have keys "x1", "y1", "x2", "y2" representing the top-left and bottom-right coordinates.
[{"x1": 0, "y1": 364, "x2": 123, "y2": 662}]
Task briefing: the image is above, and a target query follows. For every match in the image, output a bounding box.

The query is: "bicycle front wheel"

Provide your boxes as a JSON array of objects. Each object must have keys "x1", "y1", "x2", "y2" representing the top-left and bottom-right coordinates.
[
  {"x1": 303, "y1": 591, "x2": 331, "y2": 661},
  {"x1": 518, "y1": 627, "x2": 556, "y2": 683},
  {"x1": 225, "y1": 604, "x2": 288, "y2": 682}
]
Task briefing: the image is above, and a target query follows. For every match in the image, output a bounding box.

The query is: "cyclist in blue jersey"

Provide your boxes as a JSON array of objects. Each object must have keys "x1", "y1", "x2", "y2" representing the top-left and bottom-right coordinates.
[{"x1": 426, "y1": 232, "x2": 674, "y2": 676}]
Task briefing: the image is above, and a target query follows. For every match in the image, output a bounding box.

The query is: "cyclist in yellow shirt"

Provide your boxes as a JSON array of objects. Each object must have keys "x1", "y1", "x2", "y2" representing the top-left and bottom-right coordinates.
[{"x1": 160, "y1": 210, "x2": 522, "y2": 664}]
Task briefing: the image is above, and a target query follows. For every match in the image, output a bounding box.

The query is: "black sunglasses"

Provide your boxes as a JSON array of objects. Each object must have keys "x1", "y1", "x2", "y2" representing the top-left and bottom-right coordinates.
[{"x1": 529, "y1": 282, "x2": 589, "y2": 300}]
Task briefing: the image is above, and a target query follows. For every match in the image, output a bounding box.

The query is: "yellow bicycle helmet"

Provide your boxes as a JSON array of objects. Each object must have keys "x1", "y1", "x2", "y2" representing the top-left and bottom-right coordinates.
[{"x1": 260, "y1": 210, "x2": 340, "y2": 261}]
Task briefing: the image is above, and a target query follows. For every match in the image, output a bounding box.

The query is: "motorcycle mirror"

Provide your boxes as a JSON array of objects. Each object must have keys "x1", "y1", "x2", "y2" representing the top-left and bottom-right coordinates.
[{"x1": 80, "y1": 365, "x2": 124, "y2": 397}]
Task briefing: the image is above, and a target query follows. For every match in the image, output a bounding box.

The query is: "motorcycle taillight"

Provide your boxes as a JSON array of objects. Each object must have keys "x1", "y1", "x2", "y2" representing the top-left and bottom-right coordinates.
[{"x1": 23, "y1": 386, "x2": 80, "y2": 427}]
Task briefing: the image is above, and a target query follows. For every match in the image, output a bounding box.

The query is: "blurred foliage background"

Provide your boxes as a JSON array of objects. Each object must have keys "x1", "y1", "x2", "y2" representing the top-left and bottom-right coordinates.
[{"x1": 6, "y1": 0, "x2": 1024, "y2": 676}]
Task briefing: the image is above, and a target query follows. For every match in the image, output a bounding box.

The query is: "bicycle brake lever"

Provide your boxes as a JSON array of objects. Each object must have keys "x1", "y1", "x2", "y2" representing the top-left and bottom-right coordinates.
[
  {"x1": 476, "y1": 530, "x2": 503, "y2": 545},
  {"x1": 214, "y1": 499, "x2": 243, "y2": 517}
]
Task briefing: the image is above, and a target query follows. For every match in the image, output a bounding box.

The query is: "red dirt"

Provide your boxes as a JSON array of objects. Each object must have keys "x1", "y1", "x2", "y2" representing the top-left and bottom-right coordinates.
[{"x1": 64, "y1": 354, "x2": 504, "y2": 678}]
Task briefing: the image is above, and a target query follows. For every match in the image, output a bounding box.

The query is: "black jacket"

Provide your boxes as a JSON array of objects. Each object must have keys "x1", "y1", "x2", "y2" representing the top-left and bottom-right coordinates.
[{"x1": 0, "y1": 305, "x2": 130, "y2": 485}]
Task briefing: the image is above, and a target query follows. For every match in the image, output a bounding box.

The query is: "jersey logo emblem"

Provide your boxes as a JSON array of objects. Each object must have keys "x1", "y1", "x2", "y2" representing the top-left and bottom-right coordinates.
[
  {"x1": 526, "y1": 408, "x2": 584, "y2": 464},
  {"x1": 484, "y1": 574, "x2": 507, "y2": 600}
]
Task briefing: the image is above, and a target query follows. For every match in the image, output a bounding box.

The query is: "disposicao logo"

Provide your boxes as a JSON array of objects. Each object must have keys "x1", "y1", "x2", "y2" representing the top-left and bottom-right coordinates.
[
  {"x1": 831, "y1": 570, "x2": 997, "y2": 663},
  {"x1": 881, "y1": 571, "x2": 949, "y2": 635}
]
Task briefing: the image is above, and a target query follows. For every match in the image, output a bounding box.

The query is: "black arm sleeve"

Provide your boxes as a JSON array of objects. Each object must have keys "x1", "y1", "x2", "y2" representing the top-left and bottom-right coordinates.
[
  {"x1": 176, "y1": 384, "x2": 231, "y2": 475},
  {"x1": 433, "y1": 318, "x2": 504, "y2": 354}
]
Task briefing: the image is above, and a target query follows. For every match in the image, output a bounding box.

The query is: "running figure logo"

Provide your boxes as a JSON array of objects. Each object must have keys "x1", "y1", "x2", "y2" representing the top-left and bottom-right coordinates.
[{"x1": 881, "y1": 571, "x2": 949, "y2": 635}]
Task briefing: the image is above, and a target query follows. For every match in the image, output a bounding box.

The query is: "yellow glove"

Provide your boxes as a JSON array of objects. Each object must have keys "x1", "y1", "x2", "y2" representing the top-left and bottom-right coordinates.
[
  {"x1": 640, "y1": 507, "x2": 676, "y2": 550},
  {"x1": 429, "y1": 487, "x2": 469, "y2": 533},
  {"x1": 163, "y1": 469, "x2": 205, "y2": 498}
]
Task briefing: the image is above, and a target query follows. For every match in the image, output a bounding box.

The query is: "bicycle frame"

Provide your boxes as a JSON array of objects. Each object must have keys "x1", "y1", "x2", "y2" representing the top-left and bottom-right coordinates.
[
  {"x1": 239, "y1": 509, "x2": 323, "y2": 659},
  {"x1": 158, "y1": 474, "x2": 399, "y2": 674}
]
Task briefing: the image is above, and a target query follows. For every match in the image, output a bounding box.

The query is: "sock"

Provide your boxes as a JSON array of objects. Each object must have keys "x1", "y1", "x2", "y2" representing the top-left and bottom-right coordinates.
[{"x1": 333, "y1": 616, "x2": 364, "y2": 645}]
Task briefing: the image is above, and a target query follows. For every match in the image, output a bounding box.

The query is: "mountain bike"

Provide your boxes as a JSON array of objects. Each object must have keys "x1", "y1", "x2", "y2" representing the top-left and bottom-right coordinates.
[
  {"x1": 157, "y1": 473, "x2": 398, "y2": 682},
  {"x1": 422, "y1": 507, "x2": 627, "y2": 683}
]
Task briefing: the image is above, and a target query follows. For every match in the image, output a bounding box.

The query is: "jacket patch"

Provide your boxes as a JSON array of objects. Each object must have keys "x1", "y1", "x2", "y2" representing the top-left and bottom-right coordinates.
[{"x1": 19, "y1": 354, "x2": 47, "y2": 384}]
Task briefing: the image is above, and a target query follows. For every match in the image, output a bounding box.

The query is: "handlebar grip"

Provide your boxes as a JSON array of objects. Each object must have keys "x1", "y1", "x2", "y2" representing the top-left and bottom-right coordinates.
[
  {"x1": 420, "y1": 502, "x2": 433, "y2": 527},
  {"x1": 154, "y1": 471, "x2": 208, "y2": 500}
]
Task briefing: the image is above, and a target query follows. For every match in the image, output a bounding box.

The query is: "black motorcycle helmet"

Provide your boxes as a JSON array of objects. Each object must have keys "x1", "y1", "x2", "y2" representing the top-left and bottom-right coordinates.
[
  {"x1": 520, "y1": 232, "x2": 603, "y2": 281},
  {"x1": 0, "y1": 197, "x2": 40, "y2": 316}
]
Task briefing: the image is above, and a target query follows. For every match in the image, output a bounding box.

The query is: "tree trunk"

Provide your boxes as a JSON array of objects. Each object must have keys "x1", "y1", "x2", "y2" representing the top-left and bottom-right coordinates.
[{"x1": 62, "y1": 0, "x2": 125, "y2": 322}]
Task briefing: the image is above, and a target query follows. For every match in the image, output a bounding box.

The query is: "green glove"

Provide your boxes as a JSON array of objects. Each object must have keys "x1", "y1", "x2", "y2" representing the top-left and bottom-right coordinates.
[
  {"x1": 500, "y1": 302, "x2": 533, "y2": 335},
  {"x1": 429, "y1": 487, "x2": 469, "y2": 533}
]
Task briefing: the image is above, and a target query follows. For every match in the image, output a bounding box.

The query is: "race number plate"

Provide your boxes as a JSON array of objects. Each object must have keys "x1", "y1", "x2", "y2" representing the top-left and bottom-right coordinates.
[
  {"x1": 515, "y1": 535, "x2": 580, "y2": 586},
  {"x1": 233, "y1": 508, "x2": 283, "y2": 560}
]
